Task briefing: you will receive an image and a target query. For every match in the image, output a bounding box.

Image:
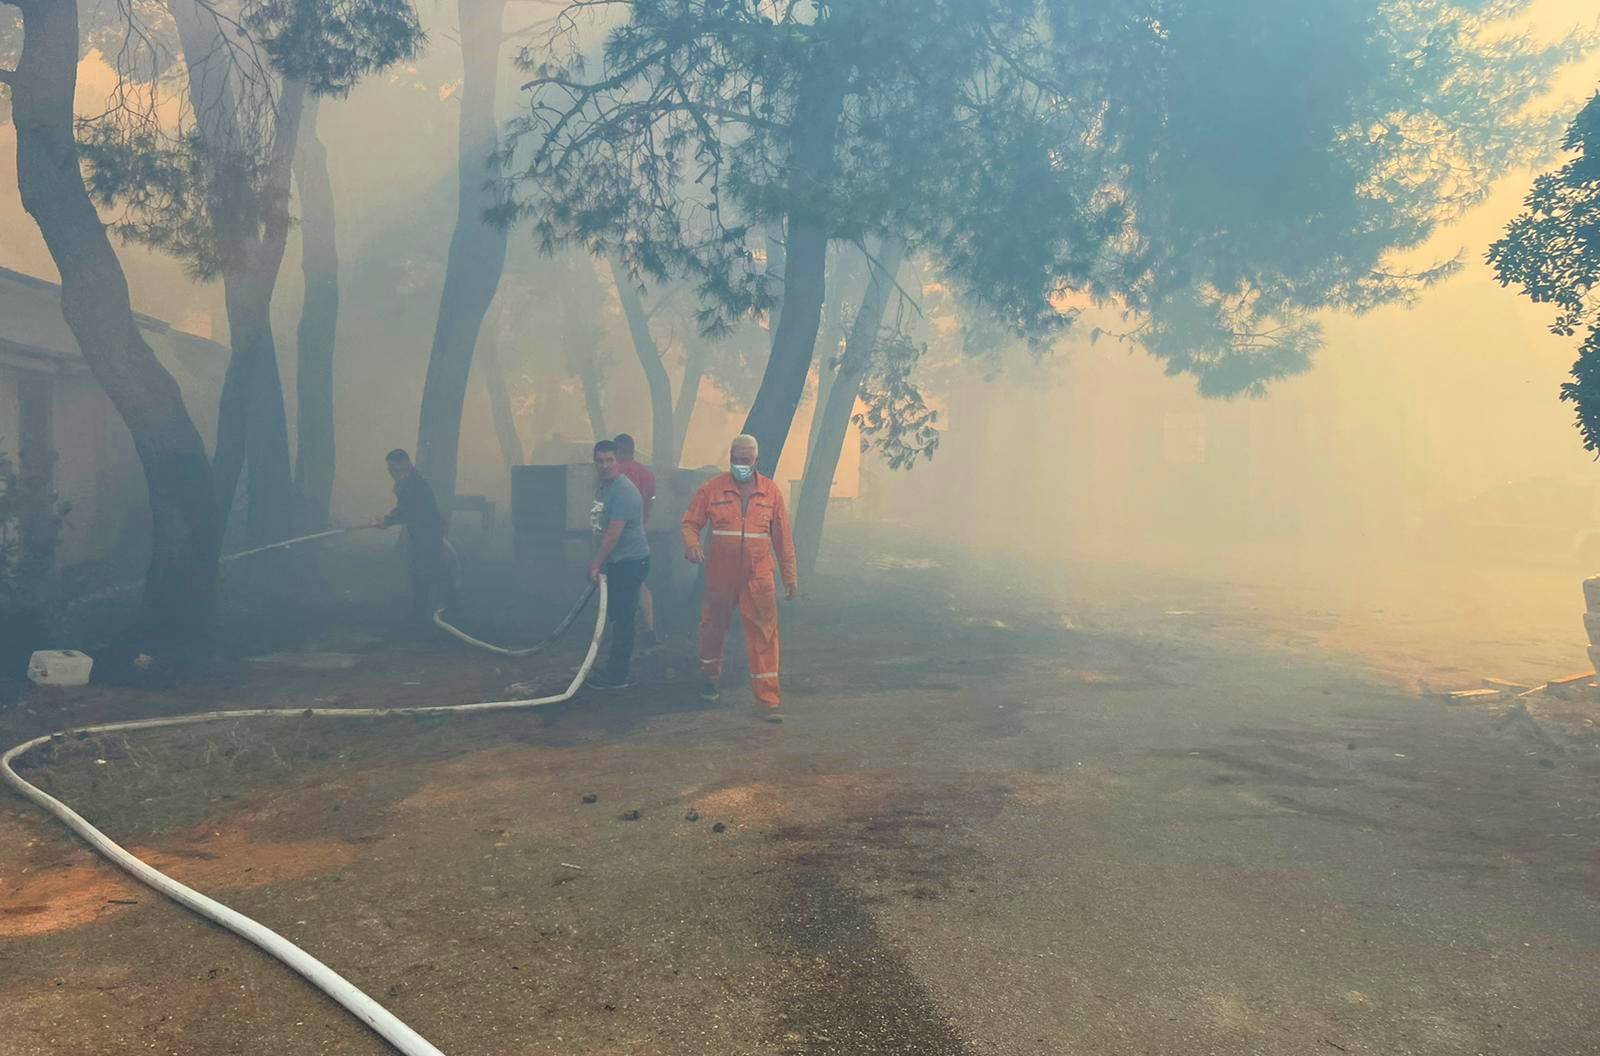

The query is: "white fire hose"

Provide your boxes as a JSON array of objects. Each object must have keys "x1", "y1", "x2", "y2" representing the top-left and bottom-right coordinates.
[
  {"x1": 63, "y1": 527, "x2": 356, "y2": 607},
  {"x1": 220, "y1": 527, "x2": 353, "y2": 562},
  {"x1": 3, "y1": 532, "x2": 610, "y2": 1056},
  {"x1": 433, "y1": 580, "x2": 599, "y2": 656}
]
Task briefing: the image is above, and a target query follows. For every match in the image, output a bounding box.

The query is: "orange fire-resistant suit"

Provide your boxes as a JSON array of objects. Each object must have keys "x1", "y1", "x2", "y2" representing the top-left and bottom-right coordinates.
[{"x1": 680, "y1": 471, "x2": 798, "y2": 709}]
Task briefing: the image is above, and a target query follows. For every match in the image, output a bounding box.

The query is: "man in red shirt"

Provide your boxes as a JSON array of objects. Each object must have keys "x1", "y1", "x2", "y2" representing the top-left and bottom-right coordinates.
[{"x1": 613, "y1": 434, "x2": 657, "y2": 639}]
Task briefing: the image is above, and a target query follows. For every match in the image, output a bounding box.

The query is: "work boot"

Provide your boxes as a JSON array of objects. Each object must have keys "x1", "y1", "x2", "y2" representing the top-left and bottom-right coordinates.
[
  {"x1": 755, "y1": 707, "x2": 783, "y2": 724},
  {"x1": 700, "y1": 681, "x2": 721, "y2": 703},
  {"x1": 586, "y1": 673, "x2": 632, "y2": 690}
]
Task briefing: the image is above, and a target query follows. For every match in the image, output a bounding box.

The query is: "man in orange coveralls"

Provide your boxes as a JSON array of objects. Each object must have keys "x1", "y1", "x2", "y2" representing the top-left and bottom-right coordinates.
[{"x1": 681, "y1": 433, "x2": 798, "y2": 723}]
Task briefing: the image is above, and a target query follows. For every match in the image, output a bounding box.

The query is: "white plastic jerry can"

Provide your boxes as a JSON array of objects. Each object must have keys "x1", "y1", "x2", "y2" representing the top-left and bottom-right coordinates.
[{"x1": 27, "y1": 650, "x2": 95, "y2": 687}]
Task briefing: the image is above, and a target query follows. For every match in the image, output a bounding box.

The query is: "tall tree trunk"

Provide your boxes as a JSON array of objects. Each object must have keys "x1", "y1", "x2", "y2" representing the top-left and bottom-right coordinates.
[
  {"x1": 208, "y1": 322, "x2": 250, "y2": 535},
  {"x1": 794, "y1": 235, "x2": 906, "y2": 581},
  {"x1": 670, "y1": 336, "x2": 709, "y2": 469},
  {"x1": 806, "y1": 247, "x2": 856, "y2": 465},
  {"x1": 579, "y1": 350, "x2": 609, "y2": 440},
  {"x1": 415, "y1": 0, "x2": 510, "y2": 507},
  {"x1": 478, "y1": 303, "x2": 524, "y2": 468},
  {"x1": 170, "y1": 1, "x2": 304, "y2": 545},
  {"x1": 739, "y1": 78, "x2": 847, "y2": 477},
  {"x1": 609, "y1": 258, "x2": 675, "y2": 466},
  {"x1": 764, "y1": 221, "x2": 786, "y2": 285},
  {"x1": 808, "y1": 350, "x2": 834, "y2": 466},
  {"x1": 9, "y1": 0, "x2": 221, "y2": 649},
  {"x1": 293, "y1": 98, "x2": 339, "y2": 529},
  {"x1": 231, "y1": 260, "x2": 298, "y2": 546}
]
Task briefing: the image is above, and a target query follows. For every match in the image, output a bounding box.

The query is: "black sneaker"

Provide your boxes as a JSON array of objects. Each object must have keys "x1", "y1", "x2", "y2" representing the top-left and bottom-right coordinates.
[
  {"x1": 700, "y1": 682, "x2": 721, "y2": 702},
  {"x1": 587, "y1": 674, "x2": 632, "y2": 690}
]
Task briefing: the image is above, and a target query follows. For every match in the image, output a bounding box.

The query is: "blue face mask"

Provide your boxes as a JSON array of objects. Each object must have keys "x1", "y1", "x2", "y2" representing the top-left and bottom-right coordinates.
[{"x1": 731, "y1": 463, "x2": 755, "y2": 483}]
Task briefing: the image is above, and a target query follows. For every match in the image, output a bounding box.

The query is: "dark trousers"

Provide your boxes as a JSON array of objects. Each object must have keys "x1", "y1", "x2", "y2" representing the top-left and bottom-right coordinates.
[
  {"x1": 408, "y1": 536, "x2": 458, "y2": 623},
  {"x1": 603, "y1": 557, "x2": 650, "y2": 681}
]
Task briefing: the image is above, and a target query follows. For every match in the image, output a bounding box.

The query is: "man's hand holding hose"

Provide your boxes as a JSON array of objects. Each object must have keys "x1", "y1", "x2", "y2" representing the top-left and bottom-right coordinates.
[{"x1": 590, "y1": 519, "x2": 625, "y2": 582}]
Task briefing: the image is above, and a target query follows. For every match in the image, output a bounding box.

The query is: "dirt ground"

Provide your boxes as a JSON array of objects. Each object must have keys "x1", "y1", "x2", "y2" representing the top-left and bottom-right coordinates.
[{"x1": 1, "y1": 528, "x2": 1597, "y2": 1055}]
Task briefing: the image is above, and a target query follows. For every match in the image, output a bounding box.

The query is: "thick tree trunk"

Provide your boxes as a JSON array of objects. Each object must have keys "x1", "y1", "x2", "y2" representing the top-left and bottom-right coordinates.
[
  {"x1": 234, "y1": 269, "x2": 297, "y2": 544},
  {"x1": 670, "y1": 337, "x2": 709, "y2": 469},
  {"x1": 207, "y1": 218, "x2": 301, "y2": 546},
  {"x1": 170, "y1": 1, "x2": 305, "y2": 545},
  {"x1": 609, "y1": 258, "x2": 675, "y2": 465},
  {"x1": 579, "y1": 351, "x2": 609, "y2": 440},
  {"x1": 744, "y1": 221, "x2": 826, "y2": 477},
  {"x1": 293, "y1": 98, "x2": 339, "y2": 528},
  {"x1": 478, "y1": 304, "x2": 524, "y2": 468},
  {"x1": 808, "y1": 353, "x2": 834, "y2": 465},
  {"x1": 9, "y1": 0, "x2": 220, "y2": 649},
  {"x1": 211, "y1": 273, "x2": 296, "y2": 546},
  {"x1": 806, "y1": 250, "x2": 851, "y2": 464},
  {"x1": 209, "y1": 346, "x2": 248, "y2": 531},
  {"x1": 739, "y1": 79, "x2": 847, "y2": 477},
  {"x1": 415, "y1": 0, "x2": 510, "y2": 507},
  {"x1": 795, "y1": 235, "x2": 906, "y2": 581},
  {"x1": 764, "y1": 221, "x2": 786, "y2": 285},
  {"x1": 240, "y1": 78, "x2": 304, "y2": 540}
]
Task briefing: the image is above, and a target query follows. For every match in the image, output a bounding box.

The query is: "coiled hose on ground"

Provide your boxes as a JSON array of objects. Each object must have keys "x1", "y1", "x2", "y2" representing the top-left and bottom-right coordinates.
[{"x1": 2, "y1": 530, "x2": 610, "y2": 1056}]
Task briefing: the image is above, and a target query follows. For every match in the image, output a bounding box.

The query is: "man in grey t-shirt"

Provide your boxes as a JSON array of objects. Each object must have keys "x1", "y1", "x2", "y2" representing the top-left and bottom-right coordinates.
[{"x1": 587, "y1": 439, "x2": 651, "y2": 689}]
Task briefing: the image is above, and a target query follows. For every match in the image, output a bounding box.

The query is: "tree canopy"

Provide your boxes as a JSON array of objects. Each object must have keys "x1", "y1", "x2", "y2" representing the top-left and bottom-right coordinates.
[
  {"x1": 58, "y1": 0, "x2": 423, "y2": 279},
  {"x1": 1490, "y1": 89, "x2": 1600, "y2": 451},
  {"x1": 503, "y1": 0, "x2": 1117, "y2": 341},
  {"x1": 505, "y1": 0, "x2": 1584, "y2": 401}
]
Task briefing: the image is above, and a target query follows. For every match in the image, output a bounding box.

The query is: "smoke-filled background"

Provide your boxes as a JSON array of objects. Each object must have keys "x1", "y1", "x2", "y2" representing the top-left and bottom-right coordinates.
[
  {"x1": 892, "y1": 13, "x2": 1600, "y2": 690},
  {"x1": 2, "y1": 0, "x2": 1598, "y2": 686},
  {"x1": 11, "y1": 5, "x2": 1600, "y2": 1054}
]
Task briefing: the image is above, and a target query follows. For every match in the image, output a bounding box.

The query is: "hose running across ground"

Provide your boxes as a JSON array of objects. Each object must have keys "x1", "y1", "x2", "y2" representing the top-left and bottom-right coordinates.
[
  {"x1": 249, "y1": 524, "x2": 601, "y2": 658},
  {"x1": 2, "y1": 538, "x2": 610, "y2": 1056},
  {"x1": 433, "y1": 580, "x2": 599, "y2": 656},
  {"x1": 231, "y1": 529, "x2": 598, "y2": 659}
]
